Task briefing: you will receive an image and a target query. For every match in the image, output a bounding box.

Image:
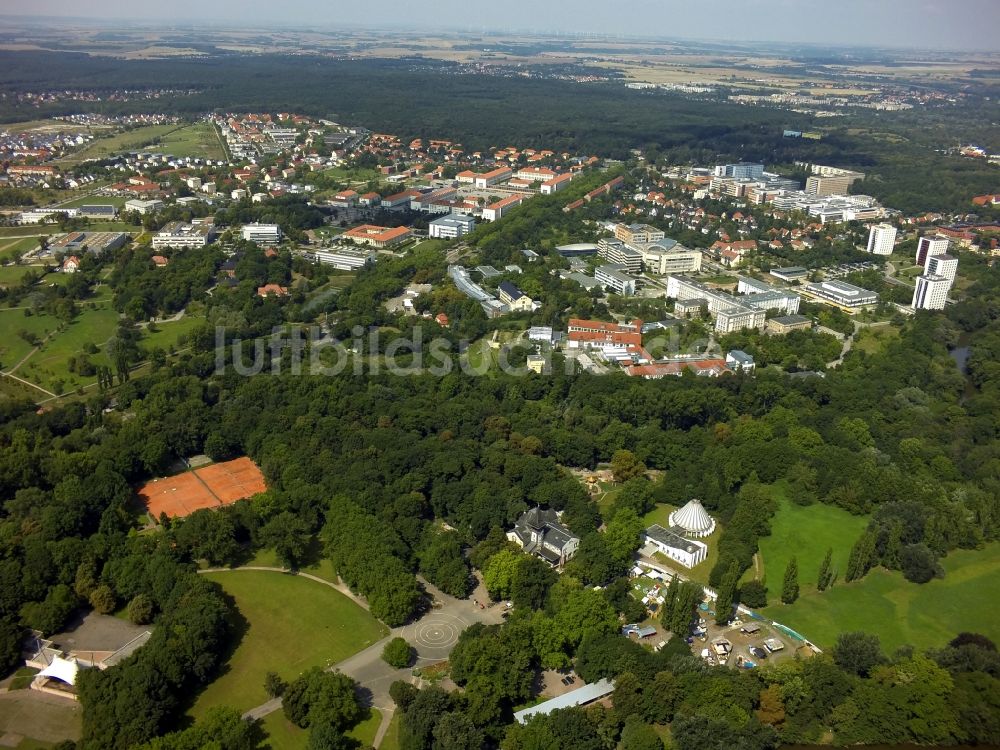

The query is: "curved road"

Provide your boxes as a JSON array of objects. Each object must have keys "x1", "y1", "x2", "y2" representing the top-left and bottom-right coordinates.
[{"x1": 198, "y1": 566, "x2": 503, "y2": 747}]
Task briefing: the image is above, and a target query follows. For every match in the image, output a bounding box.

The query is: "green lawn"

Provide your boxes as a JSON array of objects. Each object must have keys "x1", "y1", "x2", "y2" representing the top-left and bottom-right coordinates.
[
  {"x1": 190, "y1": 570, "x2": 387, "y2": 718},
  {"x1": 154, "y1": 122, "x2": 226, "y2": 160},
  {"x1": 762, "y1": 543, "x2": 1000, "y2": 653},
  {"x1": 260, "y1": 708, "x2": 382, "y2": 750},
  {"x1": 18, "y1": 304, "x2": 121, "y2": 391},
  {"x1": 141, "y1": 315, "x2": 204, "y2": 352},
  {"x1": 245, "y1": 546, "x2": 340, "y2": 586},
  {"x1": 0, "y1": 237, "x2": 41, "y2": 261},
  {"x1": 0, "y1": 309, "x2": 60, "y2": 372},
  {"x1": 852, "y1": 326, "x2": 900, "y2": 356},
  {"x1": 381, "y1": 711, "x2": 401, "y2": 750},
  {"x1": 0, "y1": 265, "x2": 44, "y2": 287},
  {"x1": 642, "y1": 502, "x2": 723, "y2": 587},
  {"x1": 754, "y1": 495, "x2": 869, "y2": 604}
]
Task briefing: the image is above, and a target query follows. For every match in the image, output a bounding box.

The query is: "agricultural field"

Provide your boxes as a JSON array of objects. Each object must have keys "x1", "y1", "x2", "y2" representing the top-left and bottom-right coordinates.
[
  {"x1": 55, "y1": 124, "x2": 183, "y2": 165},
  {"x1": 753, "y1": 494, "x2": 868, "y2": 604},
  {"x1": 153, "y1": 122, "x2": 226, "y2": 160},
  {"x1": 260, "y1": 708, "x2": 382, "y2": 750},
  {"x1": 762, "y1": 543, "x2": 1000, "y2": 653},
  {"x1": 189, "y1": 570, "x2": 387, "y2": 718}
]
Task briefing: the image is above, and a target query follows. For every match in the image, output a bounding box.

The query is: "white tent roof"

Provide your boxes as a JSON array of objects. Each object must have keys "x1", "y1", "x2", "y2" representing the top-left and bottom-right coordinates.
[
  {"x1": 669, "y1": 498, "x2": 715, "y2": 535},
  {"x1": 38, "y1": 656, "x2": 79, "y2": 686}
]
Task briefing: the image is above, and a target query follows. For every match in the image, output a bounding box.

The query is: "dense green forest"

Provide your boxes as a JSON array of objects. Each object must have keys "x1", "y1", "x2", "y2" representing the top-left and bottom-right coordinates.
[
  {"x1": 0, "y1": 226, "x2": 999, "y2": 746},
  {"x1": 1, "y1": 51, "x2": 997, "y2": 212}
]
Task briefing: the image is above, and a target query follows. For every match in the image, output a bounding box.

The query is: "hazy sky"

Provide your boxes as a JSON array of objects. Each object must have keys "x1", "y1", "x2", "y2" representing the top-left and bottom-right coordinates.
[{"x1": 8, "y1": 0, "x2": 1000, "y2": 51}]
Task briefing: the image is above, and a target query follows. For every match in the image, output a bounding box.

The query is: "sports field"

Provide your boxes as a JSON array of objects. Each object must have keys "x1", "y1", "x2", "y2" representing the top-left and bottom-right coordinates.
[
  {"x1": 754, "y1": 496, "x2": 869, "y2": 603},
  {"x1": 190, "y1": 570, "x2": 387, "y2": 718},
  {"x1": 56, "y1": 124, "x2": 182, "y2": 165},
  {"x1": 762, "y1": 543, "x2": 1000, "y2": 652},
  {"x1": 137, "y1": 456, "x2": 267, "y2": 519}
]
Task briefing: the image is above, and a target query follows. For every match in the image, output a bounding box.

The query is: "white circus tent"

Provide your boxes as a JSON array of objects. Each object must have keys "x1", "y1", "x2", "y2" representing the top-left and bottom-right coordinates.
[{"x1": 669, "y1": 498, "x2": 716, "y2": 538}]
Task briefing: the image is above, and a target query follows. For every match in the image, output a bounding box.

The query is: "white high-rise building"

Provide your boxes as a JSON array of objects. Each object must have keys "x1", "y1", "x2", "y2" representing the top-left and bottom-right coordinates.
[
  {"x1": 916, "y1": 235, "x2": 949, "y2": 266},
  {"x1": 866, "y1": 223, "x2": 897, "y2": 255},
  {"x1": 912, "y1": 274, "x2": 951, "y2": 310},
  {"x1": 925, "y1": 253, "x2": 958, "y2": 282}
]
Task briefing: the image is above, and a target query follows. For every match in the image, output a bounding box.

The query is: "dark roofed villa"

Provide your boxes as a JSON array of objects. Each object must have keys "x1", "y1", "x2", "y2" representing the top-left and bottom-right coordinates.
[{"x1": 507, "y1": 506, "x2": 580, "y2": 568}]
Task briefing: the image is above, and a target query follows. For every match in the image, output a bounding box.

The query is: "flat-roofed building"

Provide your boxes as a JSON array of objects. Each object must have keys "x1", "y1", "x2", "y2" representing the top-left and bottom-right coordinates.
[
  {"x1": 311, "y1": 247, "x2": 375, "y2": 270},
  {"x1": 124, "y1": 199, "x2": 163, "y2": 215},
  {"x1": 152, "y1": 221, "x2": 216, "y2": 249},
  {"x1": 802, "y1": 279, "x2": 878, "y2": 309},
  {"x1": 597, "y1": 238, "x2": 643, "y2": 273},
  {"x1": 595, "y1": 264, "x2": 637, "y2": 296},
  {"x1": 429, "y1": 213, "x2": 476, "y2": 239},
  {"x1": 925, "y1": 253, "x2": 958, "y2": 282},
  {"x1": 866, "y1": 223, "x2": 897, "y2": 255},
  {"x1": 912, "y1": 274, "x2": 951, "y2": 310},
  {"x1": 78, "y1": 204, "x2": 118, "y2": 219},
  {"x1": 766, "y1": 314, "x2": 812, "y2": 334},
  {"x1": 50, "y1": 231, "x2": 128, "y2": 255},
  {"x1": 614, "y1": 223, "x2": 664, "y2": 244},
  {"x1": 770, "y1": 266, "x2": 809, "y2": 283},
  {"x1": 916, "y1": 235, "x2": 950, "y2": 266},
  {"x1": 640, "y1": 241, "x2": 702, "y2": 275},
  {"x1": 241, "y1": 223, "x2": 282, "y2": 244},
  {"x1": 644, "y1": 524, "x2": 708, "y2": 568}
]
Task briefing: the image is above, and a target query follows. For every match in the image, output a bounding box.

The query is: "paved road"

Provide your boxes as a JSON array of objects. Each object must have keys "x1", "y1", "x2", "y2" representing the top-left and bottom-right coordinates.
[{"x1": 200, "y1": 566, "x2": 504, "y2": 747}]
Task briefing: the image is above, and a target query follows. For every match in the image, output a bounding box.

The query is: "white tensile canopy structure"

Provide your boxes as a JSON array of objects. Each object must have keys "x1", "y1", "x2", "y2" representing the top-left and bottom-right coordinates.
[
  {"x1": 669, "y1": 498, "x2": 716, "y2": 538},
  {"x1": 37, "y1": 656, "x2": 80, "y2": 686}
]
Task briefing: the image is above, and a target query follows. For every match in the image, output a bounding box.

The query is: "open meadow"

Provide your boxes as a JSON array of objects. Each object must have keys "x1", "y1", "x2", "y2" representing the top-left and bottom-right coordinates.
[
  {"x1": 762, "y1": 543, "x2": 1000, "y2": 652},
  {"x1": 754, "y1": 495, "x2": 869, "y2": 603},
  {"x1": 189, "y1": 570, "x2": 387, "y2": 718}
]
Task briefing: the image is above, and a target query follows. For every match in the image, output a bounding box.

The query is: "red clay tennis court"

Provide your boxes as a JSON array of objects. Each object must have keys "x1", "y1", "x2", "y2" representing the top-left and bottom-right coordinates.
[{"x1": 138, "y1": 457, "x2": 267, "y2": 519}]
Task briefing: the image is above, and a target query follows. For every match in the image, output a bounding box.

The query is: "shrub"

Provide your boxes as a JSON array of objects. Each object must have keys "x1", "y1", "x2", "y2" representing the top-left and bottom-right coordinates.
[{"x1": 382, "y1": 637, "x2": 413, "y2": 668}]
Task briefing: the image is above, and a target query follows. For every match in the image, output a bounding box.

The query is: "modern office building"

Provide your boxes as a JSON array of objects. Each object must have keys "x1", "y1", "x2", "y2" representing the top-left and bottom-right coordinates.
[
  {"x1": 639, "y1": 240, "x2": 702, "y2": 275},
  {"x1": 152, "y1": 221, "x2": 216, "y2": 249},
  {"x1": 241, "y1": 223, "x2": 282, "y2": 244},
  {"x1": 925, "y1": 253, "x2": 958, "y2": 283},
  {"x1": 802, "y1": 280, "x2": 878, "y2": 309},
  {"x1": 597, "y1": 238, "x2": 643, "y2": 274},
  {"x1": 613, "y1": 223, "x2": 664, "y2": 245},
  {"x1": 912, "y1": 274, "x2": 951, "y2": 310},
  {"x1": 722, "y1": 162, "x2": 765, "y2": 180},
  {"x1": 310, "y1": 248, "x2": 375, "y2": 270},
  {"x1": 428, "y1": 213, "x2": 476, "y2": 239},
  {"x1": 124, "y1": 199, "x2": 163, "y2": 215},
  {"x1": 594, "y1": 264, "x2": 637, "y2": 296},
  {"x1": 866, "y1": 223, "x2": 897, "y2": 255}
]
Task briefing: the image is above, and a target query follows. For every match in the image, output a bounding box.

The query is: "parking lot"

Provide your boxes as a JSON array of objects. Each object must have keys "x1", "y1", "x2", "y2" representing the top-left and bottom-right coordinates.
[{"x1": 820, "y1": 260, "x2": 880, "y2": 279}]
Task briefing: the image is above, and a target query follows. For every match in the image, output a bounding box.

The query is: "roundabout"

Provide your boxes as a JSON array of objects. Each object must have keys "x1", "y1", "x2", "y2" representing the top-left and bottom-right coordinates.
[{"x1": 400, "y1": 611, "x2": 467, "y2": 657}]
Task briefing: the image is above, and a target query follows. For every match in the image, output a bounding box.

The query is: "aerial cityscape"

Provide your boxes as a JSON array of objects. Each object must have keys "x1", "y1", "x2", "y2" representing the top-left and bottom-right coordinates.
[{"x1": 0, "y1": 3, "x2": 998, "y2": 749}]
